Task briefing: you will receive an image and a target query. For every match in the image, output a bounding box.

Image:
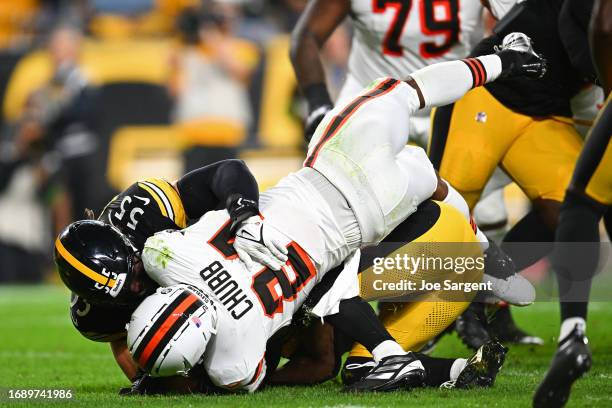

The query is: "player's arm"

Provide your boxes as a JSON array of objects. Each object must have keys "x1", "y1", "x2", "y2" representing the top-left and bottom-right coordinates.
[
  {"x1": 111, "y1": 339, "x2": 139, "y2": 380},
  {"x1": 591, "y1": 0, "x2": 612, "y2": 94},
  {"x1": 175, "y1": 159, "x2": 259, "y2": 226},
  {"x1": 175, "y1": 159, "x2": 288, "y2": 270},
  {"x1": 290, "y1": 0, "x2": 350, "y2": 140},
  {"x1": 405, "y1": 33, "x2": 546, "y2": 110},
  {"x1": 559, "y1": 0, "x2": 597, "y2": 83}
]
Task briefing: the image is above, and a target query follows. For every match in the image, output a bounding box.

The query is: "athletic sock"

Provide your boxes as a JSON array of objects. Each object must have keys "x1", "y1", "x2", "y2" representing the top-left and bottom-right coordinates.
[
  {"x1": 371, "y1": 340, "x2": 407, "y2": 362},
  {"x1": 559, "y1": 317, "x2": 586, "y2": 343},
  {"x1": 325, "y1": 297, "x2": 394, "y2": 354},
  {"x1": 412, "y1": 352, "x2": 457, "y2": 387},
  {"x1": 554, "y1": 190, "x2": 605, "y2": 322},
  {"x1": 410, "y1": 55, "x2": 502, "y2": 109},
  {"x1": 501, "y1": 209, "x2": 554, "y2": 271},
  {"x1": 450, "y1": 358, "x2": 468, "y2": 381}
]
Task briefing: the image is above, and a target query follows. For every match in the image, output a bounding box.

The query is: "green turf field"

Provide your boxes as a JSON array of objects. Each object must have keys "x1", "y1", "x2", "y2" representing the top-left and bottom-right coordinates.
[{"x1": 1, "y1": 285, "x2": 611, "y2": 407}]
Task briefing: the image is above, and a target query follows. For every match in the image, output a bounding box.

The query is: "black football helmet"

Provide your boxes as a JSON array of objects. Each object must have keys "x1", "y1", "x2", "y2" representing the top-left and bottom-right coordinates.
[{"x1": 55, "y1": 220, "x2": 145, "y2": 306}]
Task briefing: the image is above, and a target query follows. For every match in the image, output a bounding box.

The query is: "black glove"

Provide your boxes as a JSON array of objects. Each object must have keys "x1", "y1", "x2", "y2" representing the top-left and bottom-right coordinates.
[
  {"x1": 303, "y1": 83, "x2": 333, "y2": 142},
  {"x1": 495, "y1": 32, "x2": 547, "y2": 80},
  {"x1": 226, "y1": 193, "x2": 259, "y2": 233}
]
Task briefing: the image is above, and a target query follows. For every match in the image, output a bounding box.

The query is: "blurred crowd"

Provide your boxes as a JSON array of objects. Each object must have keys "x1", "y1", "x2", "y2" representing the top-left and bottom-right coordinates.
[{"x1": 0, "y1": 0, "x2": 351, "y2": 282}]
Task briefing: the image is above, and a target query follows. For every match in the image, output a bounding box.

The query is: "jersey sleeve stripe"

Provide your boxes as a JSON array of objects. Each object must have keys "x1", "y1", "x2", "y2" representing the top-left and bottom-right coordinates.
[
  {"x1": 304, "y1": 78, "x2": 401, "y2": 167},
  {"x1": 138, "y1": 182, "x2": 169, "y2": 218},
  {"x1": 55, "y1": 238, "x2": 117, "y2": 287},
  {"x1": 153, "y1": 179, "x2": 187, "y2": 228},
  {"x1": 473, "y1": 58, "x2": 487, "y2": 84},
  {"x1": 140, "y1": 181, "x2": 174, "y2": 220},
  {"x1": 142, "y1": 179, "x2": 187, "y2": 228},
  {"x1": 247, "y1": 357, "x2": 265, "y2": 386},
  {"x1": 461, "y1": 58, "x2": 481, "y2": 88}
]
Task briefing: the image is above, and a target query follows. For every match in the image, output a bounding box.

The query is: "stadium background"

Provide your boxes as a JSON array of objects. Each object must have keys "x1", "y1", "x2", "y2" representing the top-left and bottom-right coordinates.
[{"x1": 0, "y1": 0, "x2": 542, "y2": 284}]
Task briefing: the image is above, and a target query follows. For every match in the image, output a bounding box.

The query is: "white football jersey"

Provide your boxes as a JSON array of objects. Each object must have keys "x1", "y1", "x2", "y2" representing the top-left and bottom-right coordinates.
[
  {"x1": 142, "y1": 209, "x2": 324, "y2": 389},
  {"x1": 347, "y1": 0, "x2": 484, "y2": 91}
]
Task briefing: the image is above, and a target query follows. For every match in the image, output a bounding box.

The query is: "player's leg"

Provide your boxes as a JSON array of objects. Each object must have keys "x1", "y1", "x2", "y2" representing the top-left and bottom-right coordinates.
[
  {"x1": 474, "y1": 169, "x2": 512, "y2": 240},
  {"x1": 343, "y1": 201, "x2": 480, "y2": 379},
  {"x1": 429, "y1": 87, "x2": 523, "y2": 209},
  {"x1": 307, "y1": 42, "x2": 543, "y2": 244},
  {"x1": 500, "y1": 118, "x2": 583, "y2": 268},
  {"x1": 534, "y1": 97, "x2": 612, "y2": 408}
]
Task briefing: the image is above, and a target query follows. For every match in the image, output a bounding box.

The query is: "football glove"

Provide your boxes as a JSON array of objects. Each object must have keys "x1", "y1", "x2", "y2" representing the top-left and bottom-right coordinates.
[
  {"x1": 495, "y1": 32, "x2": 547, "y2": 80},
  {"x1": 304, "y1": 104, "x2": 332, "y2": 142},
  {"x1": 233, "y1": 216, "x2": 288, "y2": 271}
]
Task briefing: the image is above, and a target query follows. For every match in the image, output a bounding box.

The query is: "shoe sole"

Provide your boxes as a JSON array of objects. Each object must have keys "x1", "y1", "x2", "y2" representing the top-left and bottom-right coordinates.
[
  {"x1": 455, "y1": 342, "x2": 507, "y2": 389},
  {"x1": 344, "y1": 369, "x2": 426, "y2": 393}
]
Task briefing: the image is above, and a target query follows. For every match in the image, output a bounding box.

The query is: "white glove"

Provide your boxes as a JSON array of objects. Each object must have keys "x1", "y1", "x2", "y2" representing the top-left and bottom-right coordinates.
[{"x1": 233, "y1": 216, "x2": 288, "y2": 271}]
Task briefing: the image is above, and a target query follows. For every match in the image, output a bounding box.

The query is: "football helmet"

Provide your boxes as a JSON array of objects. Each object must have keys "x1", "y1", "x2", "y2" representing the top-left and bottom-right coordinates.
[
  {"x1": 54, "y1": 220, "x2": 142, "y2": 306},
  {"x1": 127, "y1": 285, "x2": 218, "y2": 377}
]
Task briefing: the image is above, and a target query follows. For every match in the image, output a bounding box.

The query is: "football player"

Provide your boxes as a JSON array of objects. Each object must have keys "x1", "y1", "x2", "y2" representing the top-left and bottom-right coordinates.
[
  {"x1": 534, "y1": 0, "x2": 612, "y2": 406},
  {"x1": 117, "y1": 43, "x2": 542, "y2": 392},
  {"x1": 291, "y1": 0, "x2": 518, "y2": 144},
  {"x1": 428, "y1": 0, "x2": 600, "y2": 348},
  {"x1": 291, "y1": 0, "x2": 535, "y2": 355},
  {"x1": 58, "y1": 159, "x2": 285, "y2": 381},
  {"x1": 119, "y1": 199, "x2": 510, "y2": 394}
]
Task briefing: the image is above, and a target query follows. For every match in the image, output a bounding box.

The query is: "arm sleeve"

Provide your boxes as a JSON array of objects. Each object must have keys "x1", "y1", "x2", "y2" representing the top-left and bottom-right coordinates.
[
  {"x1": 558, "y1": 0, "x2": 597, "y2": 82},
  {"x1": 176, "y1": 159, "x2": 259, "y2": 220}
]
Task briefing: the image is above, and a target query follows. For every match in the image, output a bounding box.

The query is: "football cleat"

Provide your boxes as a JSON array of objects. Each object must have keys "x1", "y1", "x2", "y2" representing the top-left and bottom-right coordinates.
[
  {"x1": 455, "y1": 302, "x2": 490, "y2": 350},
  {"x1": 341, "y1": 356, "x2": 377, "y2": 386},
  {"x1": 344, "y1": 353, "x2": 426, "y2": 393},
  {"x1": 495, "y1": 32, "x2": 547, "y2": 80},
  {"x1": 488, "y1": 306, "x2": 544, "y2": 345},
  {"x1": 482, "y1": 240, "x2": 535, "y2": 306},
  {"x1": 449, "y1": 341, "x2": 508, "y2": 389},
  {"x1": 533, "y1": 326, "x2": 591, "y2": 408}
]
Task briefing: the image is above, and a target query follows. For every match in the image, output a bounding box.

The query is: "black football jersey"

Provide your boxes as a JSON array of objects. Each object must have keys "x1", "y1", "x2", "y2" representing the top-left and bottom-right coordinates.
[
  {"x1": 99, "y1": 178, "x2": 187, "y2": 250},
  {"x1": 473, "y1": 0, "x2": 587, "y2": 118},
  {"x1": 70, "y1": 178, "x2": 188, "y2": 342}
]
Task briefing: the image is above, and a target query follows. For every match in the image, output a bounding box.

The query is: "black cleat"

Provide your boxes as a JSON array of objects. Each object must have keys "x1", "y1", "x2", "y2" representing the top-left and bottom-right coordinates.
[
  {"x1": 450, "y1": 341, "x2": 508, "y2": 389},
  {"x1": 341, "y1": 356, "x2": 377, "y2": 386},
  {"x1": 533, "y1": 326, "x2": 591, "y2": 408},
  {"x1": 456, "y1": 303, "x2": 490, "y2": 350},
  {"x1": 488, "y1": 306, "x2": 543, "y2": 345},
  {"x1": 344, "y1": 353, "x2": 426, "y2": 393}
]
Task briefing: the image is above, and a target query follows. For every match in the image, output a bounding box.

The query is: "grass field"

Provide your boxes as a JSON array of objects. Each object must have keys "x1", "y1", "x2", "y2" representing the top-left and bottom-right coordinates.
[{"x1": 2, "y1": 285, "x2": 612, "y2": 407}]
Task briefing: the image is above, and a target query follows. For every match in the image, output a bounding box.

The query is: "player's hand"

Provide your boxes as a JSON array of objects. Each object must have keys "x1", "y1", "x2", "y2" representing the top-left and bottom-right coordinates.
[
  {"x1": 495, "y1": 32, "x2": 547, "y2": 80},
  {"x1": 304, "y1": 104, "x2": 332, "y2": 142},
  {"x1": 233, "y1": 216, "x2": 288, "y2": 271}
]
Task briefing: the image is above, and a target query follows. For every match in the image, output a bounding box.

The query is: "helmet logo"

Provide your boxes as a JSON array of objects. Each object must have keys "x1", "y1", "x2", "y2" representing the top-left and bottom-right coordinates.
[{"x1": 94, "y1": 268, "x2": 119, "y2": 294}]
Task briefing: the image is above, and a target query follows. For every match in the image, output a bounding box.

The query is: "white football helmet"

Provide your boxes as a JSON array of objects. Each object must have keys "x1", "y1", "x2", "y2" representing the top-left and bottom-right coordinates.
[{"x1": 127, "y1": 284, "x2": 218, "y2": 377}]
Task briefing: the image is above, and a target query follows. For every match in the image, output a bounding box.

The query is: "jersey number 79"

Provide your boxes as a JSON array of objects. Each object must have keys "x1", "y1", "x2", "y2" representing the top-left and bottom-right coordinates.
[{"x1": 373, "y1": 0, "x2": 460, "y2": 58}]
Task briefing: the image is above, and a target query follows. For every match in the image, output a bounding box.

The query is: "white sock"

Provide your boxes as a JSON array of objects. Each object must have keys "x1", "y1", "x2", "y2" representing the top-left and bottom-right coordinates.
[
  {"x1": 450, "y1": 358, "x2": 468, "y2": 381},
  {"x1": 410, "y1": 54, "x2": 502, "y2": 109},
  {"x1": 371, "y1": 340, "x2": 407, "y2": 362},
  {"x1": 442, "y1": 180, "x2": 489, "y2": 250},
  {"x1": 559, "y1": 317, "x2": 586, "y2": 343}
]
